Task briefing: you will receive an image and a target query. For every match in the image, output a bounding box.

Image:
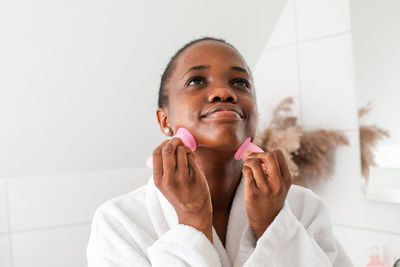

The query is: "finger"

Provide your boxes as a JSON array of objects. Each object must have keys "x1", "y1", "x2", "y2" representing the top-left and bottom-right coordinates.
[
  {"x1": 273, "y1": 149, "x2": 292, "y2": 187},
  {"x1": 162, "y1": 137, "x2": 184, "y2": 177},
  {"x1": 248, "y1": 151, "x2": 282, "y2": 190},
  {"x1": 247, "y1": 151, "x2": 282, "y2": 177},
  {"x1": 245, "y1": 152, "x2": 267, "y2": 173},
  {"x1": 183, "y1": 145, "x2": 192, "y2": 154},
  {"x1": 267, "y1": 151, "x2": 284, "y2": 193},
  {"x1": 242, "y1": 166, "x2": 257, "y2": 192},
  {"x1": 186, "y1": 151, "x2": 199, "y2": 182},
  {"x1": 245, "y1": 151, "x2": 266, "y2": 170},
  {"x1": 153, "y1": 139, "x2": 169, "y2": 186},
  {"x1": 176, "y1": 145, "x2": 189, "y2": 178},
  {"x1": 243, "y1": 158, "x2": 269, "y2": 192}
]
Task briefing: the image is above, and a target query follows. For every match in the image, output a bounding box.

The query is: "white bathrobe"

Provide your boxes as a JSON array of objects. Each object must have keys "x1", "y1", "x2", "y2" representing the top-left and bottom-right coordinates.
[{"x1": 86, "y1": 175, "x2": 354, "y2": 267}]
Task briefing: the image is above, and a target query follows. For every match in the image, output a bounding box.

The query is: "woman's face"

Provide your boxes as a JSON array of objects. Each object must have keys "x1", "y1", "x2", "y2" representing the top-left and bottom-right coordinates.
[{"x1": 158, "y1": 40, "x2": 259, "y2": 151}]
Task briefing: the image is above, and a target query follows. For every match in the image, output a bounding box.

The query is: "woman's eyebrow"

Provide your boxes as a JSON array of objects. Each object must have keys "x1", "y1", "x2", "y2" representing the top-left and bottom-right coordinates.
[
  {"x1": 182, "y1": 65, "x2": 210, "y2": 77},
  {"x1": 230, "y1": 66, "x2": 251, "y2": 77}
]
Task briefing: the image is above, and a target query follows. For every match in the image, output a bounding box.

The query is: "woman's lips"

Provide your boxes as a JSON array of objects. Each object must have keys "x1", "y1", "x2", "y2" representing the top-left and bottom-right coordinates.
[{"x1": 203, "y1": 110, "x2": 242, "y2": 119}]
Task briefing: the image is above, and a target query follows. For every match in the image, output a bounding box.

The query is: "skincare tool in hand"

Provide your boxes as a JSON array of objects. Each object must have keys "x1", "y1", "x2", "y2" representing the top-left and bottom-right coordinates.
[{"x1": 146, "y1": 127, "x2": 197, "y2": 168}]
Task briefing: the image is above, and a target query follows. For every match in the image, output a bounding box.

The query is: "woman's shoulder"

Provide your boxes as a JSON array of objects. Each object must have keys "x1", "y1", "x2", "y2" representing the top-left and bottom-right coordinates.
[
  {"x1": 95, "y1": 182, "x2": 148, "y2": 216},
  {"x1": 87, "y1": 180, "x2": 158, "y2": 260},
  {"x1": 103, "y1": 183, "x2": 146, "y2": 204},
  {"x1": 92, "y1": 181, "x2": 154, "y2": 234}
]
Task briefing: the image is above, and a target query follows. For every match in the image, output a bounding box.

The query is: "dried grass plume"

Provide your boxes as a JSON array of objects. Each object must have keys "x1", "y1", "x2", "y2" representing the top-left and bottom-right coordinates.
[
  {"x1": 254, "y1": 97, "x2": 349, "y2": 186},
  {"x1": 358, "y1": 101, "x2": 390, "y2": 179}
]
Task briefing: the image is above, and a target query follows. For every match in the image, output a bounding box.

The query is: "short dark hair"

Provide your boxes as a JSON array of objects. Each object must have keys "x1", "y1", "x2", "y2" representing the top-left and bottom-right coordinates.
[{"x1": 157, "y1": 37, "x2": 249, "y2": 108}]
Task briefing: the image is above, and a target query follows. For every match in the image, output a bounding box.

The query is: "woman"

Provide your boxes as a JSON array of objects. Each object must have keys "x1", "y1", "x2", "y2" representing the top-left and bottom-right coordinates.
[{"x1": 87, "y1": 37, "x2": 354, "y2": 266}]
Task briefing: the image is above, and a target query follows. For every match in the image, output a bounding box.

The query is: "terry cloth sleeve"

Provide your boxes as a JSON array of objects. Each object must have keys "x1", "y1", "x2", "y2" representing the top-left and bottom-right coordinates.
[
  {"x1": 147, "y1": 224, "x2": 222, "y2": 266},
  {"x1": 87, "y1": 204, "x2": 222, "y2": 267},
  {"x1": 242, "y1": 198, "x2": 354, "y2": 267}
]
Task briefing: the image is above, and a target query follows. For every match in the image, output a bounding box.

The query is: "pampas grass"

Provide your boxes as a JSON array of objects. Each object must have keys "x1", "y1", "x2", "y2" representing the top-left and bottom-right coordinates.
[
  {"x1": 254, "y1": 97, "x2": 349, "y2": 186},
  {"x1": 358, "y1": 101, "x2": 390, "y2": 179},
  {"x1": 293, "y1": 129, "x2": 348, "y2": 185}
]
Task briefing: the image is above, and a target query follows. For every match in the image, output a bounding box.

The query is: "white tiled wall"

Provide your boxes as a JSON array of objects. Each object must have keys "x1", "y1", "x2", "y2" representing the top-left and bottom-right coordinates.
[
  {"x1": 265, "y1": 0, "x2": 296, "y2": 49},
  {"x1": 333, "y1": 224, "x2": 400, "y2": 267},
  {"x1": 0, "y1": 234, "x2": 12, "y2": 267},
  {"x1": 297, "y1": 34, "x2": 358, "y2": 131},
  {"x1": 254, "y1": 0, "x2": 400, "y2": 266},
  {"x1": 0, "y1": 180, "x2": 9, "y2": 234},
  {"x1": 12, "y1": 224, "x2": 91, "y2": 267},
  {"x1": 7, "y1": 168, "x2": 151, "y2": 232},
  {"x1": 2, "y1": 1, "x2": 399, "y2": 267},
  {"x1": 254, "y1": 45, "x2": 300, "y2": 131},
  {"x1": 295, "y1": 0, "x2": 351, "y2": 41},
  {"x1": 0, "y1": 167, "x2": 152, "y2": 267}
]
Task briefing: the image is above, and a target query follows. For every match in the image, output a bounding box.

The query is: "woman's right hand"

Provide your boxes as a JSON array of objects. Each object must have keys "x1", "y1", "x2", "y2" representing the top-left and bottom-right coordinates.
[{"x1": 152, "y1": 137, "x2": 213, "y2": 243}]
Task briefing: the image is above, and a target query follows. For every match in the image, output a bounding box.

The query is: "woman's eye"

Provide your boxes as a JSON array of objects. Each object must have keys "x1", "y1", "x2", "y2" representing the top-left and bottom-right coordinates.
[
  {"x1": 187, "y1": 77, "x2": 205, "y2": 86},
  {"x1": 233, "y1": 79, "x2": 250, "y2": 88}
]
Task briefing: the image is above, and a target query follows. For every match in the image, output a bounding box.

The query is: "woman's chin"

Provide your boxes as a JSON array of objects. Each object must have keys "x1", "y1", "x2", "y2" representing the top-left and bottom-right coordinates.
[{"x1": 194, "y1": 128, "x2": 247, "y2": 151}]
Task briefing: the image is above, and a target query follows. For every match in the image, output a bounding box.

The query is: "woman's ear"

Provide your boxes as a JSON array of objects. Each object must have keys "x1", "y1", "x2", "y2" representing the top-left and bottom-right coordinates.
[{"x1": 156, "y1": 108, "x2": 172, "y2": 136}]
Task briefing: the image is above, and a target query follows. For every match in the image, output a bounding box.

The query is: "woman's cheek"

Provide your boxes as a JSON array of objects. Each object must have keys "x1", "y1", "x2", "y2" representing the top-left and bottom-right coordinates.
[{"x1": 172, "y1": 108, "x2": 199, "y2": 130}]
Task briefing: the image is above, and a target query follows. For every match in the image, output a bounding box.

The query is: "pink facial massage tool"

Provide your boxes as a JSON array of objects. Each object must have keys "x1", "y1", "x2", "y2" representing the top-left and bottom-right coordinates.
[
  {"x1": 234, "y1": 137, "x2": 263, "y2": 160},
  {"x1": 234, "y1": 137, "x2": 267, "y2": 171},
  {"x1": 147, "y1": 127, "x2": 267, "y2": 171},
  {"x1": 146, "y1": 128, "x2": 198, "y2": 168}
]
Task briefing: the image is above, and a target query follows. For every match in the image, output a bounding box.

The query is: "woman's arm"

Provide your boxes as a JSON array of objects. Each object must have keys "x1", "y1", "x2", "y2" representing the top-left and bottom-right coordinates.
[
  {"x1": 147, "y1": 224, "x2": 221, "y2": 266},
  {"x1": 88, "y1": 136, "x2": 221, "y2": 267},
  {"x1": 241, "y1": 149, "x2": 354, "y2": 267},
  {"x1": 239, "y1": 199, "x2": 354, "y2": 267},
  {"x1": 86, "y1": 205, "x2": 222, "y2": 267}
]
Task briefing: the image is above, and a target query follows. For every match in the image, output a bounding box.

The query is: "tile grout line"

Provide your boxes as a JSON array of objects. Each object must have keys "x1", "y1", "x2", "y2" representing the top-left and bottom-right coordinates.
[
  {"x1": 333, "y1": 223, "x2": 400, "y2": 236},
  {"x1": 292, "y1": 0, "x2": 303, "y2": 125},
  {"x1": 8, "y1": 220, "x2": 92, "y2": 235},
  {"x1": 297, "y1": 30, "x2": 351, "y2": 46},
  {"x1": 264, "y1": 32, "x2": 351, "y2": 53},
  {"x1": 4, "y1": 179, "x2": 14, "y2": 267},
  {"x1": 264, "y1": 42, "x2": 297, "y2": 52},
  {"x1": 0, "y1": 166, "x2": 143, "y2": 181}
]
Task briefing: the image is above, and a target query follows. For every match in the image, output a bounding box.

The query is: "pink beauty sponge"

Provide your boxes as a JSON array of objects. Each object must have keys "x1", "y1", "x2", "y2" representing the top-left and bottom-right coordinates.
[{"x1": 146, "y1": 127, "x2": 197, "y2": 168}]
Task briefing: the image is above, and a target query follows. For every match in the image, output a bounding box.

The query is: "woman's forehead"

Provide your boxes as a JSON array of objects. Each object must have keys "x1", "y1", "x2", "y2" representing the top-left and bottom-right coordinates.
[{"x1": 176, "y1": 41, "x2": 248, "y2": 73}]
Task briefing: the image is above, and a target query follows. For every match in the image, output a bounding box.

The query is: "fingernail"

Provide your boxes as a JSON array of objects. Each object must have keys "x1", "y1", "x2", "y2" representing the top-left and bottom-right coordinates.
[{"x1": 244, "y1": 150, "x2": 254, "y2": 157}]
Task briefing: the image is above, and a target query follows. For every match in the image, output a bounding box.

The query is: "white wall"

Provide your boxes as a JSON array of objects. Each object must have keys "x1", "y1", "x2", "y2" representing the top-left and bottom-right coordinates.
[
  {"x1": 351, "y1": 0, "x2": 400, "y2": 147},
  {"x1": 0, "y1": 0, "x2": 287, "y2": 178},
  {"x1": 253, "y1": 0, "x2": 400, "y2": 266},
  {"x1": 0, "y1": 168, "x2": 153, "y2": 267},
  {"x1": 0, "y1": 0, "x2": 288, "y2": 266}
]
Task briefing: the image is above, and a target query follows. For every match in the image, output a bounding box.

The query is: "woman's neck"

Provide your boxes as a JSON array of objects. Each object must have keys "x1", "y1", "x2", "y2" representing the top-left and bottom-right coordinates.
[{"x1": 193, "y1": 147, "x2": 243, "y2": 216}]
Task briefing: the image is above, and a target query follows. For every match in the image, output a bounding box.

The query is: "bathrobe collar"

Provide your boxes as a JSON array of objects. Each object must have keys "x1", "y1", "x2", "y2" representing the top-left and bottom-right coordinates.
[{"x1": 145, "y1": 174, "x2": 256, "y2": 267}]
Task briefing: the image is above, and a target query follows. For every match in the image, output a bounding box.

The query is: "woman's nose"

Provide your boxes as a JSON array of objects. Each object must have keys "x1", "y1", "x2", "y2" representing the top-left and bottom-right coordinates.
[{"x1": 207, "y1": 86, "x2": 238, "y2": 103}]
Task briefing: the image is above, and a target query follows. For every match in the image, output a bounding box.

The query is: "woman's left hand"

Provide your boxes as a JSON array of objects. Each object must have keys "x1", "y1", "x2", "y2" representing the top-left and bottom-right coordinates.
[{"x1": 242, "y1": 149, "x2": 292, "y2": 240}]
